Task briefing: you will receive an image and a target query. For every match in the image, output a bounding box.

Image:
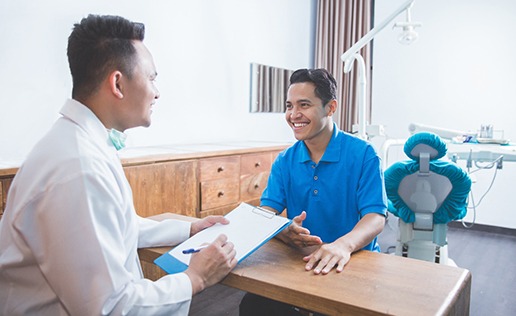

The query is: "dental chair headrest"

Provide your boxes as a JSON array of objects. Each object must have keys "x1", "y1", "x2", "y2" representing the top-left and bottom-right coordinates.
[
  {"x1": 404, "y1": 132, "x2": 447, "y2": 161},
  {"x1": 385, "y1": 132, "x2": 471, "y2": 224}
]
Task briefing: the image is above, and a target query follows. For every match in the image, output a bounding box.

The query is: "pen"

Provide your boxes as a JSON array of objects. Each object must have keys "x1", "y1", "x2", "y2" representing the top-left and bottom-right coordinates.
[{"x1": 182, "y1": 245, "x2": 209, "y2": 254}]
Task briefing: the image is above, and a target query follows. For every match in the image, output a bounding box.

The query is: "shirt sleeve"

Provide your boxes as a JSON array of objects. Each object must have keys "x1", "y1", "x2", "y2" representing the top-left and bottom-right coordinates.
[
  {"x1": 137, "y1": 216, "x2": 191, "y2": 248},
  {"x1": 13, "y1": 171, "x2": 192, "y2": 315},
  {"x1": 260, "y1": 154, "x2": 287, "y2": 214},
  {"x1": 357, "y1": 145, "x2": 388, "y2": 217}
]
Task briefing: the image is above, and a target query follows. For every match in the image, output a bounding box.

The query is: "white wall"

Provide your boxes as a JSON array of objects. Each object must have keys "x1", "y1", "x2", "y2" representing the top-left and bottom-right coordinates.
[
  {"x1": 0, "y1": 0, "x2": 316, "y2": 162},
  {"x1": 372, "y1": 0, "x2": 516, "y2": 228}
]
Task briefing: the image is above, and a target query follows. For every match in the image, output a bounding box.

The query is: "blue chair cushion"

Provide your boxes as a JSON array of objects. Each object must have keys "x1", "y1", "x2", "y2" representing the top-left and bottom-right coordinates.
[
  {"x1": 404, "y1": 132, "x2": 447, "y2": 160},
  {"x1": 385, "y1": 160, "x2": 471, "y2": 224}
]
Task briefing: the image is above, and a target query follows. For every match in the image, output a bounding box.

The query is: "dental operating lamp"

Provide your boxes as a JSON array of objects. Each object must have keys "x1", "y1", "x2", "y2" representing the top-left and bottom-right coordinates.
[{"x1": 340, "y1": 0, "x2": 420, "y2": 139}]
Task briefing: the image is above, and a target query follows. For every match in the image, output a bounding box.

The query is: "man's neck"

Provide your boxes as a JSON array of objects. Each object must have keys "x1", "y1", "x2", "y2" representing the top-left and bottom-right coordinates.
[{"x1": 304, "y1": 123, "x2": 334, "y2": 164}]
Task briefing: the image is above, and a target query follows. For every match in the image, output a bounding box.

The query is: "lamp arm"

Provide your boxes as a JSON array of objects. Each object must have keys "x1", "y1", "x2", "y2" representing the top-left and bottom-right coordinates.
[
  {"x1": 340, "y1": 0, "x2": 415, "y2": 63},
  {"x1": 340, "y1": 0, "x2": 415, "y2": 140}
]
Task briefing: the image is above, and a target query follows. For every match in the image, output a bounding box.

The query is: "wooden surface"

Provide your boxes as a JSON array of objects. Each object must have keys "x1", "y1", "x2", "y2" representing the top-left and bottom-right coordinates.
[
  {"x1": 124, "y1": 160, "x2": 199, "y2": 218},
  {"x1": 0, "y1": 141, "x2": 290, "y2": 176},
  {"x1": 140, "y1": 213, "x2": 472, "y2": 316}
]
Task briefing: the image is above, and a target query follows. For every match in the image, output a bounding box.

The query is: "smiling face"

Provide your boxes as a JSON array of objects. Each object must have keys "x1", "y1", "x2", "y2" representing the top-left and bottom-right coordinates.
[
  {"x1": 285, "y1": 82, "x2": 336, "y2": 145},
  {"x1": 115, "y1": 41, "x2": 160, "y2": 131}
]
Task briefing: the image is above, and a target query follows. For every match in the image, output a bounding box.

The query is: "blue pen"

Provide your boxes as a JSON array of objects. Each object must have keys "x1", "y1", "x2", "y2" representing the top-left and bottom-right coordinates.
[{"x1": 182, "y1": 245, "x2": 209, "y2": 254}]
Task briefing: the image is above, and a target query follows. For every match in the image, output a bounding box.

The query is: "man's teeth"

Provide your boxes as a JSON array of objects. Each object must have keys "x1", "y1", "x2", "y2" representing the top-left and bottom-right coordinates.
[{"x1": 293, "y1": 123, "x2": 308, "y2": 127}]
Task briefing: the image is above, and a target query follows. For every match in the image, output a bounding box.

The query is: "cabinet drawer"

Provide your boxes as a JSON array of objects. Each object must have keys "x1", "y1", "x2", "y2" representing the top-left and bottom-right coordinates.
[
  {"x1": 200, "y1": 156, "x2": 240, "y2": 181},
  {"x1": 240, "y1": 153, "x2": 272, "y2": 175},
  {"x1": 200, "y1": 178, "x2": 240, "y2": 210},
  {"x1": 240, "y1": 172, "x2": 270, "y2": 201}
]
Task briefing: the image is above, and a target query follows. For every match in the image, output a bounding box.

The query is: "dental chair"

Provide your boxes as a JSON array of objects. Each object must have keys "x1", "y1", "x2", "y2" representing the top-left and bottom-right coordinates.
[{"x1": 384, "y1": 132, "x2": 471, "y2": 264}]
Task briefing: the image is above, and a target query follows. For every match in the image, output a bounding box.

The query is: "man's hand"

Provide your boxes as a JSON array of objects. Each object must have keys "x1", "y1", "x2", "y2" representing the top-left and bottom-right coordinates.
[
  {"x1": 190, "y1": 216, "x2": 229, "y2": 236},
  {"x1": 303, "y1": 240, "x2": 352, "y2": 275},
  {"x1": 277, "y1": 211, "x2": 322, "y2": 248},
  {"x1": 302, "y1": 213, "x2": 386, "y2": 275},
  {"x1": 184, "y1": 234, "x2": 237, "y2": 295}
]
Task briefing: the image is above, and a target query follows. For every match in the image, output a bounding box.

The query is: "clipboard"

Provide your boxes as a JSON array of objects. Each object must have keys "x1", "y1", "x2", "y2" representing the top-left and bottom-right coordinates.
[{"x1": 154, "y1": 202, "x2": 291, "y2": 274}]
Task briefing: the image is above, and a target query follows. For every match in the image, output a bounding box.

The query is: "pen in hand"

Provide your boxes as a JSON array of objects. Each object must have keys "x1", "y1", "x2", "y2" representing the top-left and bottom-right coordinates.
[{"x1": 182, "y1": 245, "x2": 209, "y2": 254}]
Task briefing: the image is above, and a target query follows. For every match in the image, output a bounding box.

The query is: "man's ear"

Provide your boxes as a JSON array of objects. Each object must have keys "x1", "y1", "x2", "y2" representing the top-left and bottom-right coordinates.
[
  {"x1": 109, "y1": 71, "x2": 124, "y2": 99},
  {"x1": 327, "y1": 99, "x2": 337, "y2": 116}
]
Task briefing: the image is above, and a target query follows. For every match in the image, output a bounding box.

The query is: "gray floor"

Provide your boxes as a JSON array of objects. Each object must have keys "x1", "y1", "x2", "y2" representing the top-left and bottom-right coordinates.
[{"x1": 189, "y1": 217, "x2": 516, "y2": 316}]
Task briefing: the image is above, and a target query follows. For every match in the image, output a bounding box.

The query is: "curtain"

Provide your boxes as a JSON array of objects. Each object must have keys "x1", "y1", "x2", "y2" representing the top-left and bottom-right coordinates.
[{"x1": 314, "y1": 0, "x2": 373, "y2": 133}]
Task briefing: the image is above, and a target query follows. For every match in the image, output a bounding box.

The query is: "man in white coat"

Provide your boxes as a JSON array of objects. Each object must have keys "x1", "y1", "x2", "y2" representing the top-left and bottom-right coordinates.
[{"x1": 0, "y1": 14, "x2": 237, "y2": 315}]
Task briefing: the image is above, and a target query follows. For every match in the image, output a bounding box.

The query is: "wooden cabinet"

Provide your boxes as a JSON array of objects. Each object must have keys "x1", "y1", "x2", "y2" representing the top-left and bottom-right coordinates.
[
  {"x1": 124, "y1": 160, "x2": 199, "y2": 218},
  {"x1": 0, "y1": 177, "x2": 13, "y2": 219},
  {"x1": 0, "y1": 143, "x2": 288, "y2": 220},
  {"x1": 196, "y1": 151, "x2": 281, "y2": 217},
  {"x1": 0, "y1": 179, "x2": 3, "y2": 218},
  {"x1": 240, "y1": 152, "x2": 274, "y2": 204},
  {"x1": 199, "y1": 156, "x2": 240, "y2": 215},
  {"x1": 118, "y1": 143, "x2": 286, "y2": 218}
]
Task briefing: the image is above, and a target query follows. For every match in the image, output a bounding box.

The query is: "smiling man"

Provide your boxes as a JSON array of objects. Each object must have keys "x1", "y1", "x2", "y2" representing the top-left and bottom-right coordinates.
[{"x1": 240, "y1": 68, "x2": 387, "y2": 316}]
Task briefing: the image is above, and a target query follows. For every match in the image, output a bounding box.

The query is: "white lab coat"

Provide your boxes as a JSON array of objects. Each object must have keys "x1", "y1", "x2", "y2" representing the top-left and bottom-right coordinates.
[{"x1": 0, "y1": 99, "x2": 194, "y2": 315}]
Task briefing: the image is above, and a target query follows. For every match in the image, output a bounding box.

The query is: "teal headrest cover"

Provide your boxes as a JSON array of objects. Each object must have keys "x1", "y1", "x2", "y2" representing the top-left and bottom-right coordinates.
[
  {"x1": 385, "y1": 132, "x2": 471, "y2": 223},
  {"x1": 404, "y1": 132, "x2": 447, "y2": 161}
]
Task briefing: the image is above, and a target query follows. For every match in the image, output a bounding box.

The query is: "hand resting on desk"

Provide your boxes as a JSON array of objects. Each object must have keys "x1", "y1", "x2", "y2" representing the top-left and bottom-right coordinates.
[
  {"x1": 276, "y1": 211, "x2": 385, "y2": 276},
  {"x1": 274, "y1": 211, "x2": 353, "y2": 275},
  {"x1": 304, "y1": 213, "x2": 386, "y2": 275}
]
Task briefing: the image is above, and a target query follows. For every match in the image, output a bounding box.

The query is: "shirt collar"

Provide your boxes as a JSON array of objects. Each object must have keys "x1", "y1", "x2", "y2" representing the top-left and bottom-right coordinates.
[
  {"x1": 59, "y1": 99, "x2": 113, "y2": 151},
  {"x1": 297, "y1": 122, "x2": 342, "y2": 163}
]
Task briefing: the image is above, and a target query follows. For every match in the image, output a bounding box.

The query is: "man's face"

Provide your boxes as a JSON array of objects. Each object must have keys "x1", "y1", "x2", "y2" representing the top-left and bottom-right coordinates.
[
  {"x1": 285, "y1": 82, "x2": 333, "y2": 142},
  {"x1": 118, "y1": 41, "x2": 160, "y2": 131}
]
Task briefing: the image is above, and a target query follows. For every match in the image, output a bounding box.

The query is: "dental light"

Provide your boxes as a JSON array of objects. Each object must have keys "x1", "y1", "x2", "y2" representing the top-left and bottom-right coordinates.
[
  {"x1": 340, "y1": 0, "x2": 420, "y2": 139},
  {"x1": 393, "y1": 4, "x2": 421, "y2": 45}
]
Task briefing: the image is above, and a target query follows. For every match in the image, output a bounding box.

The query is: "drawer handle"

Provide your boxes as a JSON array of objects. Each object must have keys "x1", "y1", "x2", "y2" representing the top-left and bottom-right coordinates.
[
  {"x1": 255, "y1": 162, "x2": 261, "y2": 168},
  {"x1": 254, "y1": 183, "x2": 260, "y2": 189},
  {"x1": 218, "y1": 191, "x2": 225, "y2": 198},
  {"x1": 217, "y1": 166, "x2": 225, "y2": 173}
]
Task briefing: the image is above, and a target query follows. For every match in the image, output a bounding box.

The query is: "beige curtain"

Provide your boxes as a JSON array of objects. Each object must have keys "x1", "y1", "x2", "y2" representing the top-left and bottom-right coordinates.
[{"x1": 315, "y1": 0, "x2": 373, "y2": 133}]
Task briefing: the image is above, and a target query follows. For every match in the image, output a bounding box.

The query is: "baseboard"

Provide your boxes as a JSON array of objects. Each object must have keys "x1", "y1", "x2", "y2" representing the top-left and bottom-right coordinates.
[{"x1": 449, "y1": 221, "x2": 516, "y2": 237}]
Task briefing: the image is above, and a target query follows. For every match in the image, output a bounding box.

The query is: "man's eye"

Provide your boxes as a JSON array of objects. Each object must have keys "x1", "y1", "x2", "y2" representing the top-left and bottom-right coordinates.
[{"x1": 285, "y1": 104, "x2": 292, "y2": 109}]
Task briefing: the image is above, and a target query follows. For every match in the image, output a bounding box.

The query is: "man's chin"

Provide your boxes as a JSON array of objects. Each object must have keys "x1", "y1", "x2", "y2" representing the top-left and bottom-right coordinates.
[{"x1": 292, "y1": 132, "x2": 305, "y2": 141}]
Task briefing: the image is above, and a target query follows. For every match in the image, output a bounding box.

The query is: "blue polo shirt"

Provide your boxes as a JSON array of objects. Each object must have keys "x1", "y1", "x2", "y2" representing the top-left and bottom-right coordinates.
[{"x1": 261, "y1": 124, "x2": 387, "y2": 251}]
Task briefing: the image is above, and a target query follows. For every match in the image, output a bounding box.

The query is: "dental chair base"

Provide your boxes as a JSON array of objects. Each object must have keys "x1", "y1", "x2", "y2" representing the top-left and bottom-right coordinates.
[{"x1": 396, "y1": 221, "x2": 450, "y2": 265}]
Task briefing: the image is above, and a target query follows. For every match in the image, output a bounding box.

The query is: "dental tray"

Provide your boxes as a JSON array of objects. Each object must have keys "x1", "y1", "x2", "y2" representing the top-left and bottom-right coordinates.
[{"x1": 476, "y1": 138, "x2": 510, "y2": 145}]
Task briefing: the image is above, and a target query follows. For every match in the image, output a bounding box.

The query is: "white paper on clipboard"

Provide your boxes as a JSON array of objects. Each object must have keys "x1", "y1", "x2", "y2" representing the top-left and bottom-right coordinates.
[{"x1": 154, "y1": 202, "x2": 291, "y2": 274}]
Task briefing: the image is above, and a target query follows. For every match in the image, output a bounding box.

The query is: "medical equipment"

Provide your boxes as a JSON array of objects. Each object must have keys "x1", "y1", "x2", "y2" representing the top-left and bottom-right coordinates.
[
  {"x1": 385, "y1": 132, "x2": 471, "y2": 264},
  {"x1": 408, "y1": 122, "x2": 474, "y2": 140},
  {"x1": 340, "y1": 0, "x2": 420, "y2": 140},
  {"x1": 393, "y1": 3, "x2": 421, "y2": 45},
  {"x1": 448, "y1": 143, "x2": 516, "y2": 227},
  {"x1": 407, "y1": 122, "x2": 516, "y2": 228}
]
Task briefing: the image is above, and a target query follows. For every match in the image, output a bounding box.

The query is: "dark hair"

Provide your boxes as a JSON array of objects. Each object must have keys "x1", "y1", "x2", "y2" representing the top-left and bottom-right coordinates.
[
  {"x1": 289, "y1": 68, "x2": 337, "y2": 106},
  {"x1": 67, "y1": 14, "x2": 145, "y2": 99}
]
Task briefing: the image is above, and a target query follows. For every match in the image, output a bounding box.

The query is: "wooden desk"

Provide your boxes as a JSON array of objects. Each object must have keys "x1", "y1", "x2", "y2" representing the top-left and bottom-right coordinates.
[{"x1": 139, "y1": 214, "x2": 471, "y2": 316}]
